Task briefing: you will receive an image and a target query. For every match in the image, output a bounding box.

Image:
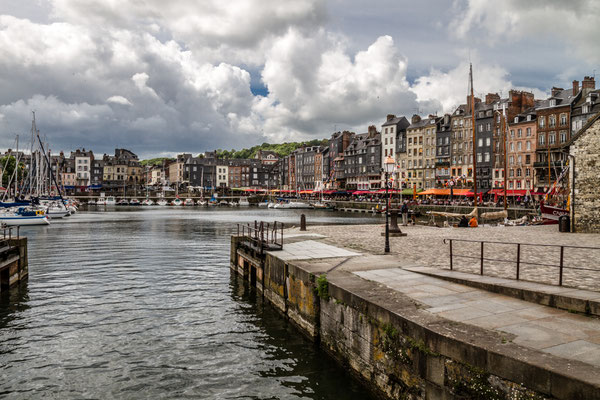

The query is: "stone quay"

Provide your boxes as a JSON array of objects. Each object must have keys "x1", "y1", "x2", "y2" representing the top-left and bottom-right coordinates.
[
  {"x1": 231, "y1": 222, "x2": 600, "y2": 400},
  {"x1": 0, "y1": 228, "x2": 28, "y2": 292}
]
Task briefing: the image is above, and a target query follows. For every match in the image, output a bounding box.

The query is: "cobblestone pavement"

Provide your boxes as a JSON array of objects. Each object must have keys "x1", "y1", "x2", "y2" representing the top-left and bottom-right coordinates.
[{"x1": 286, "y1": 223, "x2": 600, "y2": 291}]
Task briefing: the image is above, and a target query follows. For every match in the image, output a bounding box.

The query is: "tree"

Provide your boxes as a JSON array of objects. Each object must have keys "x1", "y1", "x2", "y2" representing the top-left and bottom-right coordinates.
[{"x1": 0, "y1": 155, "x2": 27, "y2": 188}]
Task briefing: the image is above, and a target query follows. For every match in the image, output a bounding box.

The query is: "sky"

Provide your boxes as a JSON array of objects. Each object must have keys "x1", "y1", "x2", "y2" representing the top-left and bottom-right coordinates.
[{"x1": 0, "y1": 0, "x2": 598, "y2": 159}]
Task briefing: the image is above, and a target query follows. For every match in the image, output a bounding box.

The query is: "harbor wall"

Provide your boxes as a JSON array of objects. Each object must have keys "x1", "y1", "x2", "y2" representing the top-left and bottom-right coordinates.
[
  {"x1": 0, "y1": 237, "x2": 28, "y2": 292},
  {"x1": 231, "y1": 236, "x2": 597, "y2": 399}
]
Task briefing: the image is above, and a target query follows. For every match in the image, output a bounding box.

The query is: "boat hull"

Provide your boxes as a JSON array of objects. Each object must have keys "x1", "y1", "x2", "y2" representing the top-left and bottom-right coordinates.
[
  {"x1": 540, "y1": 202, "x2": 568, "y2": 225},
  {"x1": 0, "y1": 215, "x2": 50, "y2": 226}
]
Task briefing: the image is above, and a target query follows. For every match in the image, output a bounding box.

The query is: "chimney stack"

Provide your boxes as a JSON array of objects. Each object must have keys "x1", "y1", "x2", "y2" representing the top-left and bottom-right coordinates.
[
  {"x1": 485, "y1": 93, "x2": 500, "y2": 105},
  {"x1": 386, "y1": 114, "x2": 396, "y2": 122},
  {"x1": 582, "y1": 76, "x2": 596, "y2": 91},
  {"x1": 572, "y1": 80, "x2": 579, "y2": 96},
  {"x1": 367, "y1": 125, "x2": 377, "y2": 137},
  {"x1": 411, "y1": 114, "x2": 421, "y2": 124}
]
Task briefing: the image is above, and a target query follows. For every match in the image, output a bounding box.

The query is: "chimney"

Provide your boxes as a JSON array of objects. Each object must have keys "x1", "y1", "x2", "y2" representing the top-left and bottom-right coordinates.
[
  {"x1": 428, "y1": 114, "x2": 437, "y2": 119},
  {"x1": 582, "y1": 76, "x2": 596, "y2": 91},
  {"x1": 411, "y1": 114, "x2": 421, "y2": 124},
  {"x1": 572, "y1": 80, "x2": 579, "y2": 96},
  {"x1": 551, "y1": 87, "x2": 563, "y2": 97},
  {"x1": 386, "y1": 114, "x2": 396, "y2": 122},
  {"x1": 368, "y1": 125, "x2": 377, "y2": 138},
  {"x1": 466, "y1": 96, "x2": 481, "y2": 110},
  {"x1": 485, "y1": 93, "x2": 500, "y2": 105}
]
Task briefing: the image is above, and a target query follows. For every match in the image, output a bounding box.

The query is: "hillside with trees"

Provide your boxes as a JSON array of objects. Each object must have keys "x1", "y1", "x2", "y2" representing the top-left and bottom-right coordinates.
[{"x1": 214, "y1": 139, "x2": 328, "y2": 159}]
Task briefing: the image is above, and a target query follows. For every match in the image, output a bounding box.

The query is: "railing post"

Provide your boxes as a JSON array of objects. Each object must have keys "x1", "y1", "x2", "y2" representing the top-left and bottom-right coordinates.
[
  {"x1": 516, "y1": 243, "x2": 521, "y2": 280},
  {"x1": 480, "y1": 241, "x2": 484, "y2": 275},
  {"x1": 559, "y1": 246, "x2": 564, "y2": 286},
  {"x1": 449, "y1": 239, "x2": 453, "y2": 270}
]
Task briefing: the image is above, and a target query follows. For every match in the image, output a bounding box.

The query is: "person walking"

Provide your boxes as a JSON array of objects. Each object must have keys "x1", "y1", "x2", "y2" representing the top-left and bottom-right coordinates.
[{"x1": 401, "y1": 202, "x2": 409, "y2": 226}]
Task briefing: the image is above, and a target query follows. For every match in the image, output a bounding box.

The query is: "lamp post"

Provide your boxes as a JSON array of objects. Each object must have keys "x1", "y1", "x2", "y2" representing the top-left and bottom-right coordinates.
[{"x1": 383, "y1": 156, "x2": 395, "y2": 254}]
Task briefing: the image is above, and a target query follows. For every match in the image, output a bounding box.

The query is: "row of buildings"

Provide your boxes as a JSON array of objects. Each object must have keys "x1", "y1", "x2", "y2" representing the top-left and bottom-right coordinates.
[{"x1": 3, "y1": 76, "x2": 598, "y2": 196}]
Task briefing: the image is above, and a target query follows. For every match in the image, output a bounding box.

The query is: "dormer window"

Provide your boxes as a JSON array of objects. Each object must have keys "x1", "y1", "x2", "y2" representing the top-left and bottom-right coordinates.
[
  {"x1": 583, "y1": 104, "x2": 590, "y2": 114},
  {"x1": 549, "y1": 99, "x2": 556, "y2": 107},
  {"x1": 514, "y1": 117, "x2": 519, "y2": 123},
  {"x1": 526, "y1": 115, "x2": 532, "y2": 121}
]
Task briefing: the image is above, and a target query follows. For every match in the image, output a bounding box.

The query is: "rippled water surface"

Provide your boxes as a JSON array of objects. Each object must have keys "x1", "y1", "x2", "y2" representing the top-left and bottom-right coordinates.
[{"x1": 0, "y1": 208, "x2": 379, "y2": 399}]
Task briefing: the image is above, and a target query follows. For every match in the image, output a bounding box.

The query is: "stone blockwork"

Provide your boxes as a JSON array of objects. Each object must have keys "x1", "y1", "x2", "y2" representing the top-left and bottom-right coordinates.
[
  {"x1": 570, "y1": 114, "x2": 600, "y2": 233},
  {"x1": 229, "y1": 236, "x2": 600, "y2": 399}
]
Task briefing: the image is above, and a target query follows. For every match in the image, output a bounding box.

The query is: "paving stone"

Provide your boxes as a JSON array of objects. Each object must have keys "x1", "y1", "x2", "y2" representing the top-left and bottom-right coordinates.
[
  {"x1": 465, "y1": 312, "x2": 531, "y2": 329},
  {"x1": 499, "y1": 323, "x2": 582, "y2": 350},
  {"x1": 543, "y1": 340, "x2": 600, "y2": 368}
]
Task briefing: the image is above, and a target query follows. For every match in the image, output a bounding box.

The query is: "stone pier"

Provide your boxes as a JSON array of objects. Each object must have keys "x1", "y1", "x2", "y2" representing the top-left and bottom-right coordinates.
[{"x1": 231, "y1": 226, "x2": 600, "y2": 400}]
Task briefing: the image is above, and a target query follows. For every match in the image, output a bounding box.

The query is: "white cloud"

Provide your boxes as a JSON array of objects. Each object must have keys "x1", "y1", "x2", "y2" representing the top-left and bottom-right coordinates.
[
  {"x1": 106, "y1": 96, "x2": 132, "y2": 106},
  {"x1": 452, "y1": 0, "x2": 600, "y2": 65}
]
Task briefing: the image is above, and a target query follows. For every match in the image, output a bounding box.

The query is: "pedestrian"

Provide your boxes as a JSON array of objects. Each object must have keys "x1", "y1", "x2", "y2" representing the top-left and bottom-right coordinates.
[
  {"x1": 468, "y1": 216, "x2": 478, "y2": 228},
  {"x1": 458, "y1": 215, "x2": 468, "y2": 227},
  {"x1": 401, "y1": 202, "x2": 409, "y2": 226}
]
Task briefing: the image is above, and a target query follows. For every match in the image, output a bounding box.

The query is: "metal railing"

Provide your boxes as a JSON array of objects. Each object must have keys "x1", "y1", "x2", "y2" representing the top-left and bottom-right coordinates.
[
  {"x1": 443, "y1": 238, "x2": 600, "y2": 286},
  {"x1": 237, "y1": 220, "x2": 284, "y2": 253},
  {"x1": 1, "y1": 224, "x2": 19, "y2": 242}
]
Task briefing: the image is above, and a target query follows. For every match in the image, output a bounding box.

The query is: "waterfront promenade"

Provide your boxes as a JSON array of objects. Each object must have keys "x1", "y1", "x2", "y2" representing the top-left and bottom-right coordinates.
[
  {"x1": 287, "y1": 223, "x2": 600, "y2": 291},
  {"x1": 256, "y1": 223, "x2": 600, "y2": 398}
]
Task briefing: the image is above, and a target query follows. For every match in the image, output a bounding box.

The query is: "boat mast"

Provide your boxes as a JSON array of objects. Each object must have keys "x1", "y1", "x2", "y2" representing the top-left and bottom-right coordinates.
[
  {"x1": 469, "y1": 63, "x2": 478, "y2": 208},
  {"x1": 502, "y1": 104, "x2": 508, "y2": 211},
  {"x1": 15, "y1": 134, "x2": 18, "y2": 199}
]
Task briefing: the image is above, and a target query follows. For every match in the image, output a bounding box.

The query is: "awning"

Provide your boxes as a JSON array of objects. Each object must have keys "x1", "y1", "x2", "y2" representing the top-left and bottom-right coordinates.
[
  {"x1": 488, "y1": 189, "x2": 545, "y2": 197},
  {"x1": 352, "y1": 190, "x2": 378, "y2": 195},
  {"x1": 299, "y1": 190, "x2": 313, "y2": 194},
  {"x1": 323, "y1": 190, "x2": 336, "y2": 194}
]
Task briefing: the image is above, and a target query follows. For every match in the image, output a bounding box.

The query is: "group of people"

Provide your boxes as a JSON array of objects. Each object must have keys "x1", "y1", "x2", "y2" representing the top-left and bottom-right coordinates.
[{"x1": 458, "y1": 215, "x2": 478, "y2": 228}]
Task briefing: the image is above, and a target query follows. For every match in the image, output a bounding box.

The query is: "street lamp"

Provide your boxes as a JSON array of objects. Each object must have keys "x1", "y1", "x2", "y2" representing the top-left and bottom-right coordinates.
[{"x1": 383, "y1": 155, "x2": 395, "y2": 254}]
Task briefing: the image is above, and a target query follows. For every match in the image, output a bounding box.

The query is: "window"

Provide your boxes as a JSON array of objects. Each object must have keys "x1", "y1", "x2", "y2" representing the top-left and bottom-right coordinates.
[
  {"x1": 539, "y1": 134, "x2": 545, "y2": 145},
  {"x1": 477, "y1": 153, "x2": 482, "y2": 162},
  {"x1": 510, "y1": 129, "x2": 514, "y2": 137},
  {"x1": 408, "y1": 160, "x2": 412, "y2": 168},
  {"x1": 484, "y1": 153, "x2": 490, "y2": 162},
  {"x1": 526, "y1": 141, "x2": 531, "y2": 151},
  {"x1": 517, "y1": 129, "x2": 522, "y2": 137},
  {"x1": 478, "y1": 138, "x2": 483, "y2": 147},
  {"x1": 517, "y1": 142, "x2": 522, "y2": 151},
  {"x1": 518, "y1": 155, "x2": 522, "y2": 164},
  {"x1": 486, "y1": 123, "x2": 491, "y2": 131},
  {"x1": 583, "y1": 104, "x2": 590, "y2": 114},
  {"x1": 560, "y1": 131, "x2": 567, "y2": 143},
  {"x1": 539, "y1": 117, "x2": 545, "y2": 128},
  {"x1": 549, "y1": 133, "x2": 556, "y2": 144},
  {"x1": 549, "y1": 116, "x2": 556, "y2": 128},
  {"x1": 390, "y1": 137, "x2": 393, "y2": 144},
  {"x1": 486, "y1": 138, "x2": 491, "y2": 146},
  {"x1": 478, "y1": 124, "x2": 483, "y2": 133},
  {"x1": 384, "y1": 128, "x2": 388, "y2": 134},
  {"x1": 526, "y1": 127, "x2": 531, "y2": 136},
  {"x1": 384, "y1": 149, "x2": 387, "y2": 156},
  {"x1": 509, "y1": 155, "x2": 514, "y2": 165},
  {"x1": 509, "y1": 169, "x2": 514, "y2": 177},
  {"x1": 526, "y1": 168, "x2": 531, "y2": 177},
  {"x1": 384, "y1": 138, "x2": 388, "y2": 145},
  {"x1": 560, "y1": 114, "x2": 567, "y2": 126},
  {"x1": 509, "y1": 143, "x2": 514, "y2": 152}
]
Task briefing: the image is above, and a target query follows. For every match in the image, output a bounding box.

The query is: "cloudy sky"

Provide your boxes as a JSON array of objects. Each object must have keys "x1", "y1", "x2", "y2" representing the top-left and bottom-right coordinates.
[{"x1": 0, "y1": 0, "x2": 598, "y2": 158}]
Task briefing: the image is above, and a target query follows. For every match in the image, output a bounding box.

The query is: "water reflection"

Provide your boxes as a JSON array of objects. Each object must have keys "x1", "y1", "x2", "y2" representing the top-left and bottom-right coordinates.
[{"x1": 0, "y1": 209, "x2": 377, "y2": 399}]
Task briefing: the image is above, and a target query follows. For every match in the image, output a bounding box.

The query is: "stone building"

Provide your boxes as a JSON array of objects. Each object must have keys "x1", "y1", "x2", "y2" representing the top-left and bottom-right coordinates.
[
  {"x1": 570, "y1": 77, "x2": 598, "y2": 134},
  {"x1": 380, "y1": 114, "x2": 409, "y2": 188},
  {"x1": 568, "y1": 113, "x2": 600, "y2": 233},
  {"x1": 473, "y1": 101, "x2": 494, "y2": 191},
  {"x1": 344, "y1": 126, "x2": 381, "y2": 190},
  {"x1": 449, "y1": 103, "x2": 474, "y2": 187},
  {"x1": 507, "y1": 109, "x2": 537, "y2": 190},
  {"x1": 435, "y1": 114, "x2": 452, "y2": 187},
  {"x1": 493, "y1": 91, "x2": 535, "y2": 184},
  {"x1": 405, "y1": 115, "x2": 438, "y2": 189},
  {"x1": 328, "y1": 131, "x2": 354, "y2": 189},
  {"x1": 534, "y1": 88, "x2": 577, "y2": 192}
]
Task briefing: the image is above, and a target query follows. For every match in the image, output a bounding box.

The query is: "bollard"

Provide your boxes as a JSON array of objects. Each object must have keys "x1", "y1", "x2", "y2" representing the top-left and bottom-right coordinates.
[
  {"x1": 389, "y1": 211, "x2": 400, "y2": 232},
  {"x1": 300, "y1": 214, "x2": 306, "y2": 231}
]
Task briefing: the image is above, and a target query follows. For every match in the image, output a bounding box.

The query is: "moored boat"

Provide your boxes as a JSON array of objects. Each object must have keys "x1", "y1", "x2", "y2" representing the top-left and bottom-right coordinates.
[
  {"x1": 141, "y1": 199, "x2": 154, "y2": 206},
  {"x1": 171, "y1": 198, "x2": 183, "y2": 206},
  {"x1": 117, "y1": 199, "x2": 129, "y2": 206},
  {"x1": 238, "y1": 197, "x2": 250, "y2": 207},
  {"x1": 184, "y1": 198, "x2": 194, "y2": 206},
  {"x1": 540, "y1": 201, "x2": 568, "y2": 225},
  {"x1": 0, "y1": 208, "x2": 50, "y2": 226},
  {"x1": 129, "y1": 199, "x2": 141, "y2": 206},
  {"x1": 157, "y1": 199, "x2": 169, "y2": 206}
]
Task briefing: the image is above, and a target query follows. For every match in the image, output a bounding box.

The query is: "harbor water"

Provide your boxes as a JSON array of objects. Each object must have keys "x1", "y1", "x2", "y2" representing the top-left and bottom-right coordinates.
[{"x1": 0, "y1": 208, "x2": 380, "y2": 399}]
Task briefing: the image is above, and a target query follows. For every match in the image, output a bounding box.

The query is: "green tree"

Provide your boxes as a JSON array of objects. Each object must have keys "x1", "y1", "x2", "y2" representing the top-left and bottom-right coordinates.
[{"x1": 0, "y1": 155, "x2": 27, "y2": 188}]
